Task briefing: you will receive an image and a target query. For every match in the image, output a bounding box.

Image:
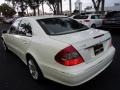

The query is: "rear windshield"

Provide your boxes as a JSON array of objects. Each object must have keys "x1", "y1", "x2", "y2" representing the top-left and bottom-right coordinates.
[
  {"x1": 37, "y1": 17, "x2": 89, "y2": 35},
  {"x1": 73, "y1": 15, "x2": 88, "y2": 19}
]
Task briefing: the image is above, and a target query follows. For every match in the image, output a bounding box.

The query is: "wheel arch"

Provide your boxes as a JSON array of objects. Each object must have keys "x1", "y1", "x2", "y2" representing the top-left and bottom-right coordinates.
[
  {"x1": 91, "y1": 23, "x2": 96, "y2": 28},
  {"x1": 26, "y1": 52, "x2": 43, "y2": 71},
  {"x1": 26, "y1": 53, "x2": 37, "y2": 64},
  {"x1": 26, "y1": 52, "x2": 44, "y2": 79}
]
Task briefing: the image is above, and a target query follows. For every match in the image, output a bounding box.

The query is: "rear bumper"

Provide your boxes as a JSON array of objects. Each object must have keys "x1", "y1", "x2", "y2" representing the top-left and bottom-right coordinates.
[{"x1": 41, "y1": 47, "x2": 115, "y2": 86}]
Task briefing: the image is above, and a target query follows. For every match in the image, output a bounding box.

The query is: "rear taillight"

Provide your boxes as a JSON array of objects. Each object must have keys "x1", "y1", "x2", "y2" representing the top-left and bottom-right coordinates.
[
  {"x1": 84, "y1": 20, "x2": 90, "y2": 22},
  {"x1": 55, "y1": 45, "x2": 84, "y2": 66}
]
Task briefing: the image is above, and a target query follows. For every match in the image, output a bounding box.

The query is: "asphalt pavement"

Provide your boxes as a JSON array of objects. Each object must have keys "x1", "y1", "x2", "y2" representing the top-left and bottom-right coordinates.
[{"x1": 0, "y1": 23, "x2": 120, "y2": 90}]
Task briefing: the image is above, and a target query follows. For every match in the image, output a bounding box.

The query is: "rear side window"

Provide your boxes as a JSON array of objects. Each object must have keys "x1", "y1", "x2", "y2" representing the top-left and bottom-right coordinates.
[
  {"x1": 91, "y1": 15, "x2": 100, "y2": 19},
  {"x1": 73, "y1": 15, "x2": 88, "y2": 19},
  {"x1": 9, "y1": 20, "x2": 20, "y2": 34},
  {"x1": 37, "y1": 17, "x2": 89, "y2": 35},
  {"x1": 18, "y1": 20, "x2": 32, "y2": 36}
]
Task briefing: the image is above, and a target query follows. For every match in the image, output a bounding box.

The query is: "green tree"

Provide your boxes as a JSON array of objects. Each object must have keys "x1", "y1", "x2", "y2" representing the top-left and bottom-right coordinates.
[
  {"x1": 0, "y1": 3, "x2": 16, "y2": 17},
  {"x1": 39, "y1": 0, "x2": 46, "y2": 15},
  {"x1": 47, "y1": 0, "x2": 61, "y2": 15},
  {"x1": 92, "y1": 0, "x2": 105, "y2": 14},
  {"x1": 73, "y1": 9, "x2": 79, "y2": 14},
  {"x1": 5, "y1": 0, "x2": 28, "y2": 16},
  {"x1": 28, "y1": 0, "x2": 39, "y2": 16},
  {"x1": 92, "y1": 0, "x2": 101, "y2": 13},
  {"x1": 101, "y1": 0, "x2": 105, "y2": 15},
  {"x1": 5, "y1": 0, "x2": 16, "y2": 8},
  {"x1": 28, "y1": 0, "x2": 46, "y2": 16}
]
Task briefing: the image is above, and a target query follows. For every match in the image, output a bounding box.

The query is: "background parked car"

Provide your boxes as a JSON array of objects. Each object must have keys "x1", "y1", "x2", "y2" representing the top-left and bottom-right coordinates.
[
  {"x1": 103, "y1": 11, "x2": 120, "y2": 29},
  {"x1": 71, "y1": 14, "x2": 103, "y2": 28}
]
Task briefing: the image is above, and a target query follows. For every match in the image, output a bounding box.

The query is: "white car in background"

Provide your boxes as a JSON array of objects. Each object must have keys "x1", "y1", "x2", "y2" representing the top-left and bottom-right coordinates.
[
  {"x1": 71, "y1": 14, "x2": 103, "y2": 28},
  {"x1": 2, "y1": 16, "x2": 115, "y2": 86}
]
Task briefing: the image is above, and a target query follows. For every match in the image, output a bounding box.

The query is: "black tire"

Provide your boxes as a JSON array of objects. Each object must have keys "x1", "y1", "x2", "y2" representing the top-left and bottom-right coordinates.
[
  {"x1": 91, "y1": 24, "x2": 96, "y2": 28},
  {"x1": 27, "y1": 57, "x2": 43, "y2": 81}
]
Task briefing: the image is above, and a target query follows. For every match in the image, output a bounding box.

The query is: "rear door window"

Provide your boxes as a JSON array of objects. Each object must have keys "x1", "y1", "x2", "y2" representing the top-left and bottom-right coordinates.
[
  {"x1": 73, "y1": 15, "x2": 88, "y2": 19},
  {"x1": 91, "y1": 15, "x2": 99, "y2": 19},
  {"x1": 9, "y1": 20, "x2": 21, "y2": 34},
  {"x1": 18, "y1": 20, "x2": 32, "y2": 36}
]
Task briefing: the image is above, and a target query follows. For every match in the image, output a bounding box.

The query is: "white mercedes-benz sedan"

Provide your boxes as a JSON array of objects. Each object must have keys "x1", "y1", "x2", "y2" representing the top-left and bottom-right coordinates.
[{"x1": 2, "y1": 16, "x2": 115, "y2": 86}]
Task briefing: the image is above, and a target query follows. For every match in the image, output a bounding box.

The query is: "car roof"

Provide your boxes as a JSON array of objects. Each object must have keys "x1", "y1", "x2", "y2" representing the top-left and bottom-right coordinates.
[{"x1": 28, "y1": 15, "x2": 67, "y2": 20}]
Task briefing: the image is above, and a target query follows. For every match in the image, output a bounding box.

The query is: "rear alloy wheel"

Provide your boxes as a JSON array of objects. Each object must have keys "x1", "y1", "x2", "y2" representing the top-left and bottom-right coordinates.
[
  {"x1": 91, "y1": 24, "x2": 96, "y2": 28},
  {"x1": 27, "y1": 58, "x2": 43, "y2": 81}
]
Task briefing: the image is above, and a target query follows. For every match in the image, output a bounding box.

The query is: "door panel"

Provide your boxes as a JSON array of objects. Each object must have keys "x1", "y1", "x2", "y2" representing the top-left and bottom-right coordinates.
[
  {"x1": 13, "y1": 19, "x2": 32, "y2": 63},
  {"x1": 3, "y1": 34, "x2": 14, "y2": 51},
  {"x1": 4, "y1": 19, "x2": 21, "y2": 52},
  {"x1": 13, "y1": 35, "x2": 31, "y2": 63}
]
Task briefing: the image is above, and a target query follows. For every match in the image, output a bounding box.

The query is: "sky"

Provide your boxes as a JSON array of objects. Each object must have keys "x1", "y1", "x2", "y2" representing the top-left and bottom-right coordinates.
[
  {"x1": 0, "y1": 0, "x2": 120, "y2": 12},
  {"x1": 62, "y1": 0, "x2": 120, "y2": 11}
]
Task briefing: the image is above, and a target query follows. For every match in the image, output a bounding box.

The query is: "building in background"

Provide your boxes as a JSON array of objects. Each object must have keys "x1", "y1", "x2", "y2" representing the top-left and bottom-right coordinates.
[{"x1": 75, "y1": 0, "x2": 82, "y2": 13}]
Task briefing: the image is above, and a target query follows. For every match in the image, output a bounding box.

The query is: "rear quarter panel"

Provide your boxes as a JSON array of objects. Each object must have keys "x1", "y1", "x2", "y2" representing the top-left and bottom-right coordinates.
[{"x1": 26, "y1": 36, "x2": 70, "y2": 72}]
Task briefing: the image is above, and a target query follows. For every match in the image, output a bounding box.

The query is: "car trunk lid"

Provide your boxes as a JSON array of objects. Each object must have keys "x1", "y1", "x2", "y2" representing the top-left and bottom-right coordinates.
[{"x1": 50, "y1": 28, "x2": 111, "y2": 63}]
